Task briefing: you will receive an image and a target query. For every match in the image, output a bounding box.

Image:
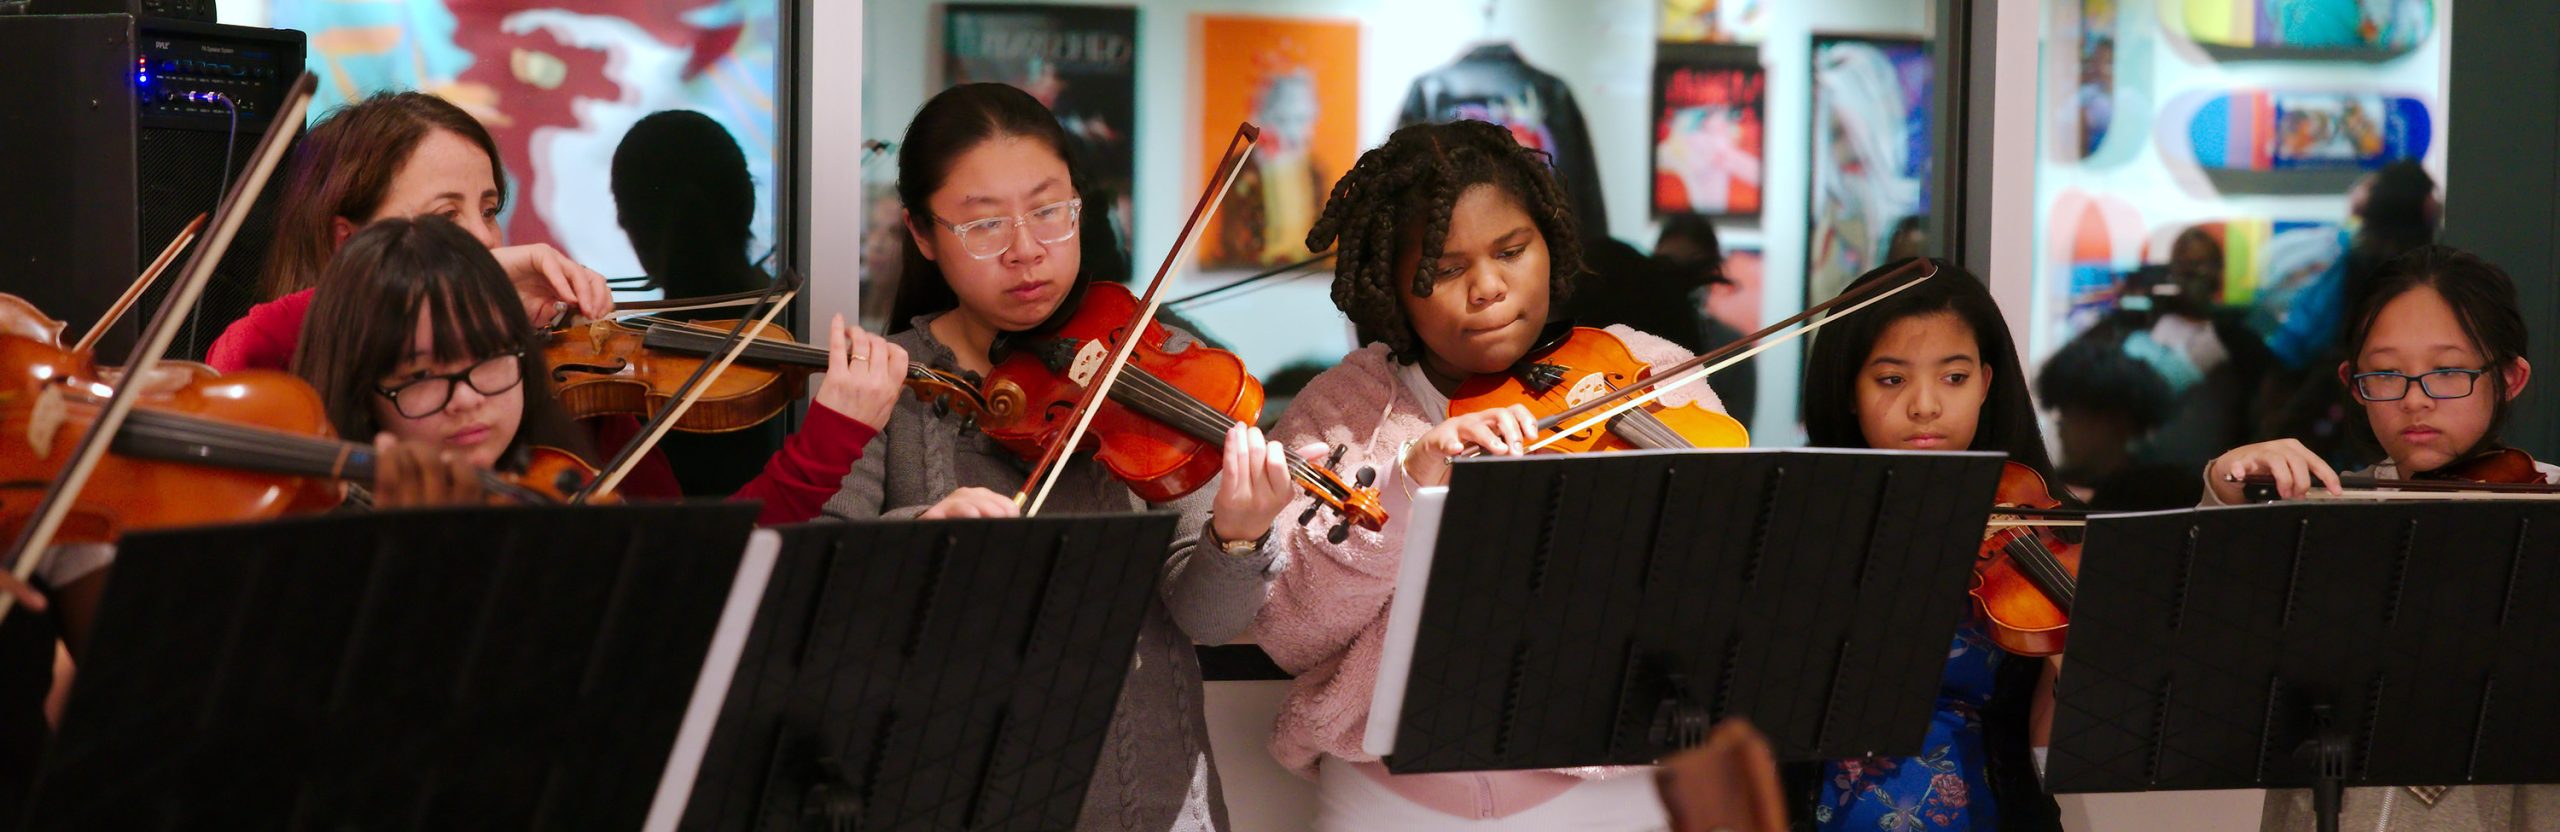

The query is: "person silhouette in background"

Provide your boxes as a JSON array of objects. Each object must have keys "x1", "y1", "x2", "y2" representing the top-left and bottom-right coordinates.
[
  {"x1": 612, "y1": 110, "x2": 772, "y2": 299},
  {"x1": 610, "y1": 109, "x2": 781, "y2": 495},
  {"x1": 1653, "y1": 214, "x2": 1756, "y2": 422},
  {"x1": 2259, "y1": 161, "x2": 2440, "y2": 466}
]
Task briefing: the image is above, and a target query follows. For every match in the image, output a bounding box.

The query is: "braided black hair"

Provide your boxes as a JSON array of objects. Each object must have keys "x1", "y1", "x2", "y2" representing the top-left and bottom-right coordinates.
[{"x1": 1304, "y1": 120, "x2": 1584, "y2": 364}]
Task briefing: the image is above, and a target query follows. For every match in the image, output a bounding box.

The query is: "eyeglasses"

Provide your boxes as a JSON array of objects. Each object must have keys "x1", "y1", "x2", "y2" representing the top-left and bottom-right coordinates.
[
  {"x1": 932, "y1": 198, "x2": 1082, "y2": 260},
  {"x1": 2349, "y1": 367, "x2": 2486, "y2": 402},
  {"x1": 375, "y1": 351, "x2": 526, "y2": 419}
]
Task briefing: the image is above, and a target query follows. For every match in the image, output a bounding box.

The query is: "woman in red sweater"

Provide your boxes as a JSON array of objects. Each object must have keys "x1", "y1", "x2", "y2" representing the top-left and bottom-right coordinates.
[{"x1": 219, "y1": 91, "x2": 873, "y2": 519}]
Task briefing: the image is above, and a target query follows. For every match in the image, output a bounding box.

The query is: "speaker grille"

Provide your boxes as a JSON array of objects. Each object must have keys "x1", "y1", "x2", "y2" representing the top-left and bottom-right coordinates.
[{"x1": 134, "y1": 125, "x2": 288, "y2": 361}]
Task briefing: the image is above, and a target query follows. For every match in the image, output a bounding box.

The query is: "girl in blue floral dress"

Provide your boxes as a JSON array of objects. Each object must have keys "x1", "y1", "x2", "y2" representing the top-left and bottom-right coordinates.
[{"x1": 1792, "y1": 259, "x2": 2066, "y2": 832}]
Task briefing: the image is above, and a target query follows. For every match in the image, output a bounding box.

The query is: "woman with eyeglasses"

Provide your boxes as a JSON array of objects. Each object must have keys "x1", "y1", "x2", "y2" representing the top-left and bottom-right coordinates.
[
  {"x1": 2202, "y1": 247, "x2": 2556, "y2": 832},
  {"x1": 292, "y1": 215, "x2": 911, "y2": 520},
  {"x1": 821, "y1": 83, "x2": 1309, "y2": 832}
]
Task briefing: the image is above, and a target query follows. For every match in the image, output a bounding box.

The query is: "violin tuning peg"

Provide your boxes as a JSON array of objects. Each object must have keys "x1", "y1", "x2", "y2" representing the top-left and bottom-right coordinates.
[
  {"x1": 1354, "y1": 466, "x2": 1375, "y2": 488},
  {"x1": 1298, "y1": 505, "x2": 1320, "y2": 526},
  {"x1": 1327, "y1": 523, "x2": 1350, "y2": 545},
  {"x1": 1325, "y1": 444, "x2": 1349, "y2": 468}
]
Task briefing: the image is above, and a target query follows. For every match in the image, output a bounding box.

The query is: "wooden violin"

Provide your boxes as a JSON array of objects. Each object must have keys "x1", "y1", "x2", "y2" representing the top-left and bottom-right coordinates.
[
  {"x1": 1973, "y1": 461, "x2": 2083, "y2": 657},
  {"x1": 546, "y1": 315, "x2": 987, "y2": 432},
  {"x1": 990, "y1": 121, "x2": 1386, "y2": 531},
  {"x1": 978, "y1": 281, "x2": 1388, "y2": 530},
  {"x1": 1451, "y1": 327, "x2": 1749, "y2": 451},
  {"x1": 0, "y1": 326, "x2": 587, "y2": 548},
  {"x1": 1458, "y1": 259, "x2": 1938, "y2": 457},
  {"x1": 2240, "y1": 446, "x2": 2560, "y2": 502}
]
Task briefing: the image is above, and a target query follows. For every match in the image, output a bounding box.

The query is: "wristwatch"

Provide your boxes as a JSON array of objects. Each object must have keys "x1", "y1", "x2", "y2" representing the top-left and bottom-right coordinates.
[{"x1": 1209, "y1": 526, "x2": 1269, "y2": 556}]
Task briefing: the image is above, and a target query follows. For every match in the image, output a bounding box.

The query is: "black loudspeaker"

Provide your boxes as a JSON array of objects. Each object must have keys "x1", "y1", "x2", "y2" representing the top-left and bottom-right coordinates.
[
  {"x1": 24, "y1": 0, "x2": 216, "y2": 23},
  {"x1": 0, "y1": 15, "x2": 304, "y2": 361}
]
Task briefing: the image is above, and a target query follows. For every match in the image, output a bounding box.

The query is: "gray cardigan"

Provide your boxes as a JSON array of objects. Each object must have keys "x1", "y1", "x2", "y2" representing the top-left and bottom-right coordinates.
[{"x1": 822, "y1": 315, "x2": 1282, "y2": 832}]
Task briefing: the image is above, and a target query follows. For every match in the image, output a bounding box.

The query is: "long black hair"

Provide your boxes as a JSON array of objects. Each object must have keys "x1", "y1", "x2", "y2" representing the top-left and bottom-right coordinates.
[
  {"x1": 2344, "y1": 244, "x2": 2531, "y2": 460},
  {"x1": 1303, "y1": 120, "x2": 1585, "y2": 364},
  {"x1": 1791, "y1": 259, "x2": 2070, "y2": 832},
  {"x1": 885, "y1": 82, "x2": 1126, "y2": 332},
  {"x1": 1800, "y1": 258, "x2": 2057, "y2": 479},
  {"x1": 291, "y1": 216, "x2": 588, "y2": 467}
]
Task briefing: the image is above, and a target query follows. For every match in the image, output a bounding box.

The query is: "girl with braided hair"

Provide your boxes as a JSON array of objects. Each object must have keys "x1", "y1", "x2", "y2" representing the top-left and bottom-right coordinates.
[{"x1": 1246, "y1": 119, "x2": 1728, "y2": 830}]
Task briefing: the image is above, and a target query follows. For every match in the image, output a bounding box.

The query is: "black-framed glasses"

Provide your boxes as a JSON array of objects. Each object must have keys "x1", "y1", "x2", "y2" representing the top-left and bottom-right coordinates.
[
  {"x1": 931, "y1": 198, "x2": 1082, "y2": 260},
  {"x1": 374, "y1": 351, "x2": 526, "y2": 419},
  {"x1": 2350, "y1": 367, "x2": 2486, "y2": 402}
]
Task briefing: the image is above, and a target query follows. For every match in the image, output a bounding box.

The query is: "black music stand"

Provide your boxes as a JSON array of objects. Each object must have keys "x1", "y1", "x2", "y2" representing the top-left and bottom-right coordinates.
[
  {"x1": 1370, "y1": 449, "x2": 2011, "y2": 772},
  {"x1": 2047, "y1": 501, "x2": 2560, "y2": 832},
  {"x1": 681, "y1": 512, "x2": 1180, "y2": 832},
  {"x1": 20, "y1": 503, "x2": 770, "y2": 830}
]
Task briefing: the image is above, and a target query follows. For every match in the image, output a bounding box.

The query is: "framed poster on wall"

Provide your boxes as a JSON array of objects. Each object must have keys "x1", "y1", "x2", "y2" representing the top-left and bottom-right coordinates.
[
  {"x1": 1192, "y1": 14, "x2": 1359, "y2": 271},
  {"x1": 1805, "y1": 34, "x2": 1934, "y2": 310},
  {"x1": 942, "y1": 4, "x2": 1140, "y2": 253},
  {"x1": 1650, "y1": 43, "x2": 1764, "y2": 219}
]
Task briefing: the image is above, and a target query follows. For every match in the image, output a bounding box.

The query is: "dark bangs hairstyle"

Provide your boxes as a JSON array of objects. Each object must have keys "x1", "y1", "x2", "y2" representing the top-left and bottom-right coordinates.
[
  {"x1": 1304, "y1": 120, "x2": 1585, "y2": 364},
  {"x1": 886, "y1": 82, "x2": 1127, "y2": 333},
  {"x1": 2341, "y1": 244, "x2": 2531, "y2": 455},
  {"x1": 291, "y1": 216, "x2": 587, "y2": 468},
  {"x1": 1801, "y1": 258, "x2": 2058, "y2": 479},
  {"x1": 264, "y1": 91, "x2": 506, "y2": 300}
]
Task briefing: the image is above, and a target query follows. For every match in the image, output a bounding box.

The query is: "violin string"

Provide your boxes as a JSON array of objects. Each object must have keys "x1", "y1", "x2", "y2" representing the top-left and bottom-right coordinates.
[
  {"x1": 1998, "y1": 534, "x2": 2072, "y2": 597},
  {"x1": 2000, "y1": 535, "x2": 2078, "y2": 606},
  {"x1": 649, "y1": 321, "x2": 1350, "y2": 502},
  {"x1": 1108, "y1": 368, "x2": 1348, "y2": 499}
]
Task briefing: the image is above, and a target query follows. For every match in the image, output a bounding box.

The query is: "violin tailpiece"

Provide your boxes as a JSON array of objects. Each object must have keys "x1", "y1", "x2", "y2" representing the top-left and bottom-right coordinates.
[
  {"x1": 1027, "y1": 338, "x2": 1081, "y2": 376},
  {"x1": 1517, "y1": 362, "x2": 1568, "y2": 395}
]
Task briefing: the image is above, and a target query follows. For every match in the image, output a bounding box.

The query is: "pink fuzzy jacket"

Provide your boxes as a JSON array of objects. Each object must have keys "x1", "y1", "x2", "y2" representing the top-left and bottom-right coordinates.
[{"x1": 1249, "y1": 326, "x2": 1725, "y2": 783}]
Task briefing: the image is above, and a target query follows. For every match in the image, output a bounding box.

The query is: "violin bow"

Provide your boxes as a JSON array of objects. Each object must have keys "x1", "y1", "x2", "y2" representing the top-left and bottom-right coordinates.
[
  {"x1": 1164, "y1": 251, "x2": 1333, "y2": 311},
  {"x1": 1520, "y1": 259, "x2": 1941, "y2": 453},
  {"x1": 572, "y1": 269, "x2": 803, "y2": 503},
  {"x1": 0, "y1": 73, "x2": 317, "y2": 625},
  {"x1": 1013, "y1": 122, "x2": 1261, "y2": 516},
  {"x1": 73, "y1": 213, "x2": 207, "y2": 354},
  {"x1": 605, "y1": 286, "x2": 774, "y2": 318}
]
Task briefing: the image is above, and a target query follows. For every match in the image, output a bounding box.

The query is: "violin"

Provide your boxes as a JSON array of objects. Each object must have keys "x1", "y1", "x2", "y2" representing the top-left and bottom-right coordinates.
[
  {"x1": 1972, "y1": 461, "x2": 2082, "y2": 657},
  {"x1": 1449, "y1": 259, "x2": 1938, "y2": 458},
  {"x1": 1450, "y1": 327, "x2": 1749, "y2": 451},
  {"x1": 977, "y1": 281, "x2": 1388, "y2": 530},
  {"x1": 573, "y1": 316, "x2": 989, "y2": 422},
  {"x1": 2240, "y1": 446, "x2": 2560, "y2": 502},
  {"x1": 0, "y1": 336, "x2": 589, "y2": 551}
]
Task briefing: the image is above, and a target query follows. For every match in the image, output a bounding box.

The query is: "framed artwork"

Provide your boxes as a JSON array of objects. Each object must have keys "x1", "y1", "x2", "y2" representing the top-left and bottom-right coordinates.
[
  {"x1": 1805, "y1": 34, "x2": 1934, "y2": 309},
  {"x1": 1650, "y1": 43, "x2": 1763, "y2": 219},
  {"x1": 1660, "y1": 0, "x2": 1768, "y2": 44},
  {"x1": 268, "y1": 0, "x2": 787, "y2": 280},
  {"x1": 1192, "y1": 14, "x2": 1358, "y2": 271},
  {"x1": 943, "y1": 4, "x2": 1140, "y2": 247}
]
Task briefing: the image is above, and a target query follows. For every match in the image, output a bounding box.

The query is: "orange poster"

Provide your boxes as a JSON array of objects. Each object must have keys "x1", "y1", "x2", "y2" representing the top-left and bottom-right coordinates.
[{"x1": 1194, "y1": 15, "x2": 1359, "y2": 270}]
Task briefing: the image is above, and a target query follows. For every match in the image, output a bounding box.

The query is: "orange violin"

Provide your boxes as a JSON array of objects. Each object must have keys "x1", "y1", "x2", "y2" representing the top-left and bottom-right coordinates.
[
  {"x1": 977, "y1": 281, "x2": 1388, "y2": 530},
  {"x1": 1451, "y1": 327, "x2": 1748, "y2": 451},
  {"x1": 0, "y1": 325, "x2": 593, "y2": 549},
  {"x1": 1972, "y1": 462, "x2": 2083, "y2": 657}
]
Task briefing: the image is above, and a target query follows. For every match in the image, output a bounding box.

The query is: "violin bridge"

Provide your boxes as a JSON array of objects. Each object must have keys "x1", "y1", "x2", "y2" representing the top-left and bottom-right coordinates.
[{"x1": 27, "y1": 385, "x2": 64, "y2": 456}]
